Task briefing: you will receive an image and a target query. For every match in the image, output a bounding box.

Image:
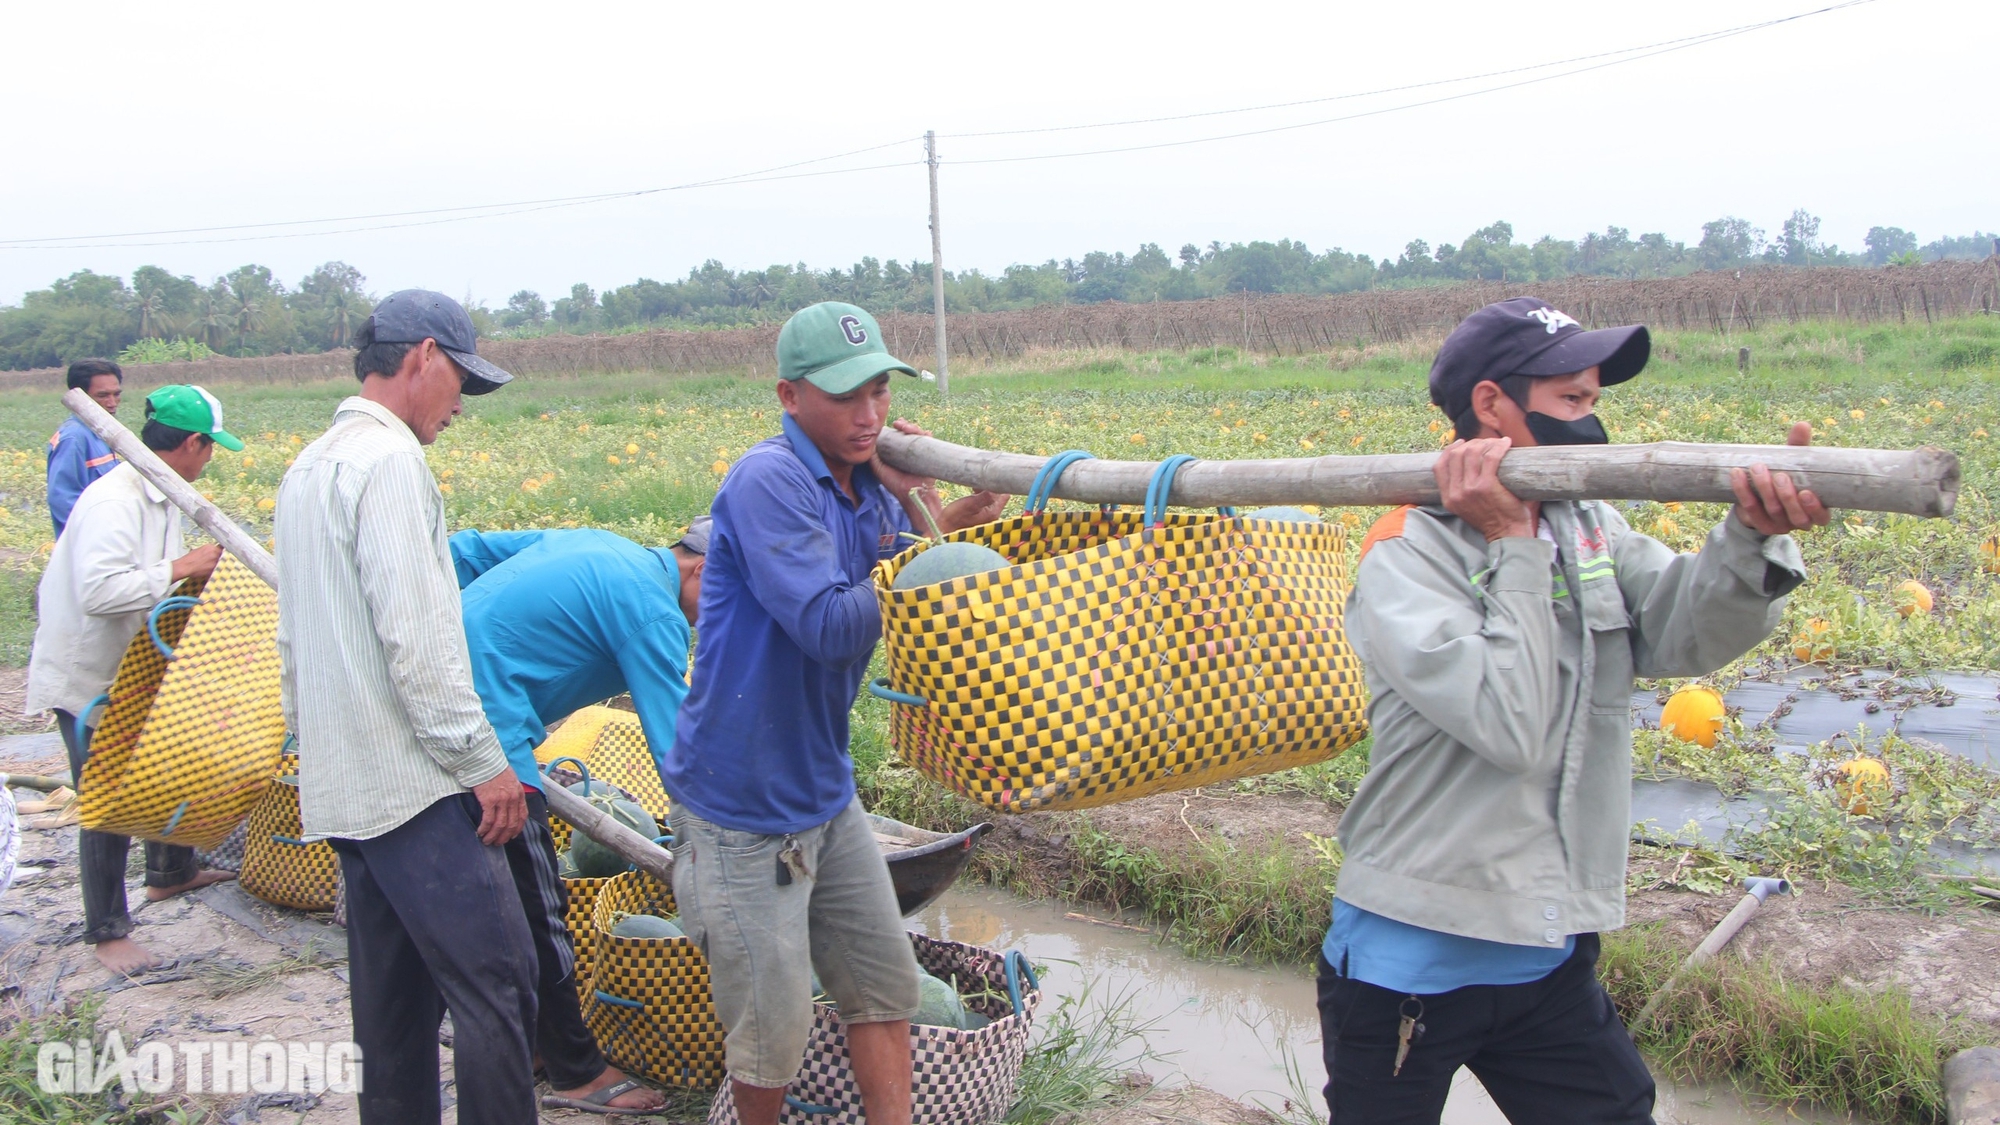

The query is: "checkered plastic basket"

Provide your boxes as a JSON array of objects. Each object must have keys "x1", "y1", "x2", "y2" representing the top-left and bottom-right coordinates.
[
  {"x1": 237, "y1": 761, "x2": 341, "y2": 912},
  {"x1": 869, "y1": 452, "x2": 1368, "y2": 814},
  {"x1": 76, "y1": 556, "x2": 289, "y2": 847},
  {"x1": 534, "y1": 704, "x2": 670, "y2": 821},
  {"x1": 580, "y1": 868, "x2": 728, "y2": 1088},
  {"x1": 706, "y1": 935, "x2": 1042, "y2": 1125},
  {"x1": 545, "y1": 760, "x2": 667, "y2": 1006}
]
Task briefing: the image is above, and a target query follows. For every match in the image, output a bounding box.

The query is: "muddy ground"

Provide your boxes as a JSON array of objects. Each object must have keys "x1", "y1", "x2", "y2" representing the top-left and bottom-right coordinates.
[{"x1": 987, "y1": 786, "x2": 2000, "y2": 1032}]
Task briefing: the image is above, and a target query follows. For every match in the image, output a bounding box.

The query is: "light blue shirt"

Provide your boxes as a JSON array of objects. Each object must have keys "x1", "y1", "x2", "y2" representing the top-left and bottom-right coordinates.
[
  {"x1": 1323, "y1": 898, "x2": 1575, "y2": 994},
  {"x1": 452, "y1": 528, "x2": 692, "y2": 791}
]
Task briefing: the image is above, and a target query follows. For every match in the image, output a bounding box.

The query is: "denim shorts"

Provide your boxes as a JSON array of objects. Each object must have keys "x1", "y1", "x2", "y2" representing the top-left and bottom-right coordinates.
[{"x1": 668, "y1": 797, "x2": 921, "y2": 1088}]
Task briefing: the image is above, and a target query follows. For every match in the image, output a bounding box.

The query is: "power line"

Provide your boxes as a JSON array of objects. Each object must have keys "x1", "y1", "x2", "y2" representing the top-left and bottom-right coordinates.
[
  {"x1": 943, "y1": 0, "x2": 1877, "y2": 141},
  {"x1": 947, "y1": 0, "x2": 1880, "y2": 166},
  {"x1": 0, "y1": 137, "x2": 924, "y2": 249}
]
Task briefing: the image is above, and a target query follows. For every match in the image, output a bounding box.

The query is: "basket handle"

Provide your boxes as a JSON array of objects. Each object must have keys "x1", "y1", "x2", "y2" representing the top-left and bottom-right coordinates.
[
  {"x1": 146, "y1": 595, "x2": 203, "y2": 659},
  {"x1": 1003, "y1": 950, "x2": 1038, "y2": 1017},
  {"x1": 592, "y1": 989, "x2": 644, "y2": 1010},
  {"x1": 1025, "y1": 450, "x2": 1095, "y2": 514},
  {"x1": 73, "y1": 693, "x2": 111, "y2": 759},
  {"x1": 785, "y1": 1096, "x2": 837, "y2": 1116},
  {"x1": 544, "y1": 756, "x2": 594, "y2": 793},
  {"x1": 1144, "y1": 456, "x2": 1234, "y2": 526},
  {"x1": 271, "y1": 834, "x2": 311, "y2": 847},
  {"x1": 867, "y1": 678, "x2": 926, "y2": 707}
]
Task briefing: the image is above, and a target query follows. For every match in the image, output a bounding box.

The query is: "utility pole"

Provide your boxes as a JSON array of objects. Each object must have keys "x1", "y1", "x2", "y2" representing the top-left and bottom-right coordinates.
[{"x1": 926, "y1": 130, "x2": 949, "y2": 403}]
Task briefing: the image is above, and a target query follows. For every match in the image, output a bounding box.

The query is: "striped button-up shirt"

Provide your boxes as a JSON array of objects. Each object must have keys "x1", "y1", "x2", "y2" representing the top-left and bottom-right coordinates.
[{"x1": 275, "y1": 396, "x2": 508, "y2": 841}]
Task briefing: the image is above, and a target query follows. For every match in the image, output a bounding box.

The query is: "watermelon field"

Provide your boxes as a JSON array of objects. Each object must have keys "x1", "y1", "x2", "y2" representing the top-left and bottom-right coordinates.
[{"x1": 3, "y1": 314, "x2": 1999, "y2": 1121}]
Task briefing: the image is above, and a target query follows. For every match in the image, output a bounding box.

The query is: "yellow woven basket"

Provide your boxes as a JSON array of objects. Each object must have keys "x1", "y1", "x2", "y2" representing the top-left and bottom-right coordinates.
[
  {"x1": 78, "y1": 555, "x2": 288, "y2": 847},
  {"x1": 870, "y1": 480, "x2": 1369, "y2": 814},
  {"x1": 535, "y1": 705, "x2": 671, "y2": 822},
  {"x1": 581, "y1": 870, "x2": 727, "y2": 1088},
  {"x1": 238, "y1": 770, "x2": 341, "y2": 912}
]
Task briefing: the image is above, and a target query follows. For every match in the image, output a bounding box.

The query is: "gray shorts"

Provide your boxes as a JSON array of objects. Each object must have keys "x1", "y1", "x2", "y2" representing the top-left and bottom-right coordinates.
[{"x1": 668, "y1": 797, "x2": 921, "y2": 1088}]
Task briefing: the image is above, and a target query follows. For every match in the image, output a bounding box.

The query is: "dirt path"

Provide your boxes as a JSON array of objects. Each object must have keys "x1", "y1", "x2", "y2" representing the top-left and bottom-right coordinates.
[{"x1": 986, "y1": 787, "x2": 2000, "y2": 1032}]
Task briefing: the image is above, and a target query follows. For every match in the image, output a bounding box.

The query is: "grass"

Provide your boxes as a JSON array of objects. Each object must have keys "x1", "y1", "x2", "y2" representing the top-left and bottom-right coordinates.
[
  {"x1": 1004, "y1": 975, "x2": 1162, "y2": 1124},
  {"x1": 0, "y1": 997, "x2": 202, "y2": 1123}
]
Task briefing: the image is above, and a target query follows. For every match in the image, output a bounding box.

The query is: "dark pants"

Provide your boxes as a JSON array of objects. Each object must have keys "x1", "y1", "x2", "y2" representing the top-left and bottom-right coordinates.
[
  {"x1": 1317, "y1": 933, "x2": 1656, "y2": 1125},
  {"x1": 56, "y1": 708, "x2": 199, "y2": 945},
  {"x1": 330, "y1": 793, "x2": 538, "y2": 1125},
  {"x1": 503, "y1": 789, "x2": 608, "y2": 1091}
]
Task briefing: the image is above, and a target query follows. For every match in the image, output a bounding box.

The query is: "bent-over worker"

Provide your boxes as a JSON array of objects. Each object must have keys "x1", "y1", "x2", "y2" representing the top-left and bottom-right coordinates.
[
  {"x1": 450, "y1": 519, "x2": 708, "y2": 1115},
  {"x1": 26, "y1": 385, "x2": 239, "y2": 973},
  {"x1": 1321, "y1": 298, "x2": 1830, "y2": 1125},
  {"x1": 664, "y1": 302, "x2": 1005, "y2": 1125}
]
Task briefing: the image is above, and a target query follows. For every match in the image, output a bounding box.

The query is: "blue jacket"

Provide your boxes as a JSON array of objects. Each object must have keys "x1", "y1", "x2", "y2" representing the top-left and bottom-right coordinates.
[
  {"x1": 452, "y1": 528, "x2": 692, "y2": 791},
  {"x1": 46, "y1": 416, "x2": 118, "y2": 536},
  {"x1": 665, "y1": 413, "x2": 911, "y2": 834}
]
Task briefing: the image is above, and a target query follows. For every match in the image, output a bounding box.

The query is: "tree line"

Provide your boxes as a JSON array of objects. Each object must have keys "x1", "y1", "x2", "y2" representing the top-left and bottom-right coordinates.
[{"x1": 3, "y1": 211, "x2": 1992, "y2": 370}]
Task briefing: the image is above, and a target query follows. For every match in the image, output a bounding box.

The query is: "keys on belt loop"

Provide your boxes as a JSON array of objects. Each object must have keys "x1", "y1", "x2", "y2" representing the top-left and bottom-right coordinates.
[
  {"x1": 1393, "y1": 996, "x2": 1426, "y2": 1077},
  {"x1": 775, "y1": 835, "x2": 810, "y2": 886}
]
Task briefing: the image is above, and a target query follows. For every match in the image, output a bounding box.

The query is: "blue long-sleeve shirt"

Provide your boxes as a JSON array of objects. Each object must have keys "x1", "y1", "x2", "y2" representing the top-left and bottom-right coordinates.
[
  {"x1": 46, "y1": 417, "x2": 118, "y2": 536},
  {"x1": 451, "y1": 528, "x2": 692, "y2": 791},
  {"x1": 665, "y1": 413, "x2": 911, "y2": 834}
]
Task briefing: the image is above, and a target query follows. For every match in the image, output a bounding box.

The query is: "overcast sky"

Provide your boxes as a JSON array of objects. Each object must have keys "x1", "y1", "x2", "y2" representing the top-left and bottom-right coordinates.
[{"x1": 1, "y1": 0, "x2": 1990, "y2": 307}]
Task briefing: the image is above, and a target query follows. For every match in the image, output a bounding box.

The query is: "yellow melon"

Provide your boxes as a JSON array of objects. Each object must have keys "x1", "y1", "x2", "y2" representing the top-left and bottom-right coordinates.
[
  {"x1": 1981, "y1": 535, "x2": 2000, "y2": 574},
  {"x1": 1792, "y1": 618, "x2": 1837, "y2": 663},
  {"x1": 1834, "y1": 758, "x2": 1890, "y2": 816},
  {"x1": 1659, "y1": 686, "x2": 1727, "y2": 748},
  {"x1": 1894, "y1": 580, "x2": 1933, "y2": 617}
]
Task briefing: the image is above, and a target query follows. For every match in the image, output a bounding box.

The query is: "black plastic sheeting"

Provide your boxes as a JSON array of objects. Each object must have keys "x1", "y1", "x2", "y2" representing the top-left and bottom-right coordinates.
[{"x1": 1631, "y1": 669, "x2": 2000, "y2": 770}]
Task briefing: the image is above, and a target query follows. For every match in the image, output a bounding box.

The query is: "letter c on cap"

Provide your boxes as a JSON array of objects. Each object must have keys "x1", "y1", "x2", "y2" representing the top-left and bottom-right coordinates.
[{"x1": 839, "y1": 315, "x2": 867, "y2": 346}]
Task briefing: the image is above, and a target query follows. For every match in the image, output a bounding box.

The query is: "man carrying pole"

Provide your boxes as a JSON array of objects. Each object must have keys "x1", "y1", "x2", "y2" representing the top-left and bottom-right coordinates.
[
  {"x1": 27, "y1": 385, "x2": 238, "y2": 974},
  {"x1": 448, "y1": 519, "x2": 710, "y2": 1116},
  {"x1": 1319, "y1": 298, "x2": 1829, "y2": 1124},
  {"x1": 276, "y1": 290, "x2": 536, "y2": 1125},
  {"x1": 663, "y1": 302, "x2": 1004, "y2": 1125}
]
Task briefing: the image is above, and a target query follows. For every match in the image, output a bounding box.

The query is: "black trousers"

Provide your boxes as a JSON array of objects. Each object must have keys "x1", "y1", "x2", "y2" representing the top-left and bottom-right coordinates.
[
  {"x1": 56, "y1": 708, "x2": 199, "y2": 945},
  {"x1": 330, "y1": 793, "x2": 538, "y2": 1125},
  {"x1": 503, "y1": 789, "x2": 608, "y2": 1091},
  {"x1": 1317, "y1": 933, "x2": 1656, "y2": 1125}
]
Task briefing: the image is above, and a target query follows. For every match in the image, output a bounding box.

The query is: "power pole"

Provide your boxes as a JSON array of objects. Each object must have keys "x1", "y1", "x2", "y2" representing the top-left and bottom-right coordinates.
[{"x1": 926, "y1": 130, "x2": 949, "y2": 403}]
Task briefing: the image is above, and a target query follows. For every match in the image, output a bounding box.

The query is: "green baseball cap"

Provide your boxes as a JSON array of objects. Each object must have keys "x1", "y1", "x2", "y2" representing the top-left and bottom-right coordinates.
[
  {"x1": 777, "y1": 302, "x2": 917, "y2": 393},
  {"x1": 145, "y1": 384, "x2": 244, "y2": 451}
]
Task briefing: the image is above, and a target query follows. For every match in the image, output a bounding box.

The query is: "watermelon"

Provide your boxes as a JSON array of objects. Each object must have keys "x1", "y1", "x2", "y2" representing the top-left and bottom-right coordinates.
[
  {"x1": 892, "y1": 542, "x2": 1009, "y2": 591},
  {"x1": 1246, "y1": 505, "x2": 1322, "y2": 523},
  {"x1": 568, "y1": 796, "x2": 654, "y2": 879},
  {"x1": 566, "y1": 778, "x2": 620, "y2": 799},
  {"x1": 913, "y1": 973, "x2": 966, "y2": 1027},
  {"x1": 610, "y1": 913, "x2": 684, "y2": 939}
]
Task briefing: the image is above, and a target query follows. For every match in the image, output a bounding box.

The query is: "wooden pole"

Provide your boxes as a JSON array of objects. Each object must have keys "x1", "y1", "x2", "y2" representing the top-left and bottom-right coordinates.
[
  {"x1": 62, "y1": 387, "x2": 673, "y2": 874},
  {"x1": 63, "y1": 387, "x2": 279, "y2": 588},
  {"x1": 874, "y1": 429, "x2": 1960, "y2": 518},
  {"x1": 926, "y1": 130, "x2": 949, "y2": 404}
]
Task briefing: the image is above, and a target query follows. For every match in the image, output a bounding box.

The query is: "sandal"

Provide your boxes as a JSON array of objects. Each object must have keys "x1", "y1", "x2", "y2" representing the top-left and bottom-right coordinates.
[{"x1": 540, "y1": 1078, "x2": 663, "y2": 1116}]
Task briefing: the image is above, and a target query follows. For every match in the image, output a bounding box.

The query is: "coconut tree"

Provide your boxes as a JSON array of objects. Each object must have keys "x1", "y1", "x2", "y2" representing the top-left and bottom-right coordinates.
[
  {"x1": 132, "y1": 287, "x2": 169, "y2": 340},
  {"x1": 228, "y1": 279, "x2": 264, "y2": 356}
]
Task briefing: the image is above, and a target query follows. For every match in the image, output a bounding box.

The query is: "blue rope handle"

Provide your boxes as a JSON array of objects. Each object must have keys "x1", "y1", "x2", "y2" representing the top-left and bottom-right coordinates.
[
  {"x1": 785, "y1": 1096, "x2": 837, "y2": 1115},
  {"x1": 867, "y1": 677, "x2": 927, "y2": 707},
  {"x1": 1003, "y1": 950, "x2": 1039, "y2": 1017},
  {"x1": 592, "y1": 990, "x2": 643, "y2": 1009},
  {"x1": 543, "y1": 756, "x2": 594, "y2": 793},
  {"x1": 1025, "y1": 450, "x2": 1096, "y2": 513},
  {"x1": 146, "y1": 596, "x2": 202, "y2": 659},
  {"x1": 271, "y1": 834, "x2": 310, "y2": 847},
  {"x1": 1144, "y1": 455, "x2": 1197, "y2": 527},
  {"x1": 73, "y1": 693, "x2": 111, "y2": 759}
]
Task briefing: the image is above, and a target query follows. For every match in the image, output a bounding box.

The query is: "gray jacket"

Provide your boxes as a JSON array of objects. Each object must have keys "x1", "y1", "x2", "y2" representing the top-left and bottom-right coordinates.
[{"x1": 1334, "y1": 501, "x2": 1804, "y2": 948}]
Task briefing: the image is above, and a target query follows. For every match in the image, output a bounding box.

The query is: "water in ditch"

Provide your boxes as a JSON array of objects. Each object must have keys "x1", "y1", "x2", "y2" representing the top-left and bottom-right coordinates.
[{"x1": 914, "y1": 887, "x2": 1851, "y2": 1125}]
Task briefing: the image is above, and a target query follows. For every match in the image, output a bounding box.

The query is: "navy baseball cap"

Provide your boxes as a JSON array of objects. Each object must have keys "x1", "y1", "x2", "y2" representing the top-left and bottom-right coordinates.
[
  {"x1": 675, "y1": 515, "x2": 713, "y2": 555},
  {"x1": 1429, "y1": 297, "x2": 1649, "y2": 426},
  {"x1": 366, "y1": 290, "x2": 513, "y2": 395}
]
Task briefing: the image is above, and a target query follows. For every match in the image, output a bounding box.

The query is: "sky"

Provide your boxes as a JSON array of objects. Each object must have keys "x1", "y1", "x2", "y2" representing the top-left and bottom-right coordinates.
[{"x1": 1, "y1": 0, "x2": 1992, "y2": 307}]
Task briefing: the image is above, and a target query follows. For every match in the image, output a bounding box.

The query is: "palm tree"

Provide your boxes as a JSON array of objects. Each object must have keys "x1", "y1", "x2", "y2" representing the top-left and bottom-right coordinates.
[
  {"x1": 133, "y1": 288, "x2": 169, "y2": 340},
  {"x1": 326, "y1": 286, "x2": 363, "y2": 348},
  {"x1": 189, "y1": 291, "x2": 229, "y2": 352},
  {"x1": 228, "y1": 279, "x2": 264, "y2": 356}
]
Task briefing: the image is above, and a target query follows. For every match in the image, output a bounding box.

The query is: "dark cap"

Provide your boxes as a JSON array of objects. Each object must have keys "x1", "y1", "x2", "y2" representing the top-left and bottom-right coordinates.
[
  {"x1": 1429, "y1": 297, "x2": 1649, "y2": 426},
  {"x1": 366, "y1": 290, "x2": 513, "y2": 395},
  {"x1": 674, "y1": 515, "x2": 713, "y2": 555}
]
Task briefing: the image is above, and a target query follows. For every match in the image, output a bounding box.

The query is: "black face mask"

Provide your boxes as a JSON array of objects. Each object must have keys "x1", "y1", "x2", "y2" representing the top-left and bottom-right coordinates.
[{"x1": 1525, "y1": 411, "x2": 1609, "y2": 446}]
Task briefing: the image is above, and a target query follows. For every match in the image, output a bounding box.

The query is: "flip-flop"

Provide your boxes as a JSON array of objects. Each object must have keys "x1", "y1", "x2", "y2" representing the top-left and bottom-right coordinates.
[{"x1": 540, "y1": 1078, "x2": 663, "y2": 1116}]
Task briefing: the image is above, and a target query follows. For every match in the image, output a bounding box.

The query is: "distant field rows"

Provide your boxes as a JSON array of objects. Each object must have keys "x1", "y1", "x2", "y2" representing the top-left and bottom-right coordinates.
[{"x1": 4, "y1": 261, "x2": 1994, "y2": 389}]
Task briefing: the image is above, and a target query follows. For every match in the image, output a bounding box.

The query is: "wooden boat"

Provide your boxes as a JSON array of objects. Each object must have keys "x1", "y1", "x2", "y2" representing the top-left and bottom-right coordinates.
[{"x1": 870, "y1": 814, "x2": 992, "y2": 917}]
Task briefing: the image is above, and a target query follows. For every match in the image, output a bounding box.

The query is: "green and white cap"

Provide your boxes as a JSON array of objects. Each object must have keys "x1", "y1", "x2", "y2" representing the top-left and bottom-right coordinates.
[
  {"x1": 145, "y1": 384, "x2": 244, "y2": 451},
  {"x1": 776, "y1": 302, "x2": 917, "y2": 393}
]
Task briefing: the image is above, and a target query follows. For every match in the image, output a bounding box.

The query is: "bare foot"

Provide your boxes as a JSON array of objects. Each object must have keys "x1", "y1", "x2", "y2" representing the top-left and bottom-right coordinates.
[
  {"x1": 94, "y1": 937, "x2": 163, "y2": 975},
  {"x1": 145, "y1": 869, "x2": 235, "y2": 902},
  {"x1": 555, "y1": 1066, "x2": 665, "y2": 1111}
]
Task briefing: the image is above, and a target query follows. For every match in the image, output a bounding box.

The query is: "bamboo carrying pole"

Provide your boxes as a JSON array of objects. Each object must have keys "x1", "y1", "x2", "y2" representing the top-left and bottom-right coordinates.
[
  {"x1": 61, "y1": 389, "x2": 674, "y2": 883},
  {"x1": 874, "y1": 430, "x2": 1961, "y2": 518}
]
